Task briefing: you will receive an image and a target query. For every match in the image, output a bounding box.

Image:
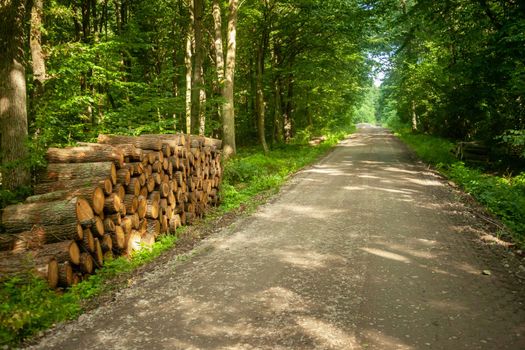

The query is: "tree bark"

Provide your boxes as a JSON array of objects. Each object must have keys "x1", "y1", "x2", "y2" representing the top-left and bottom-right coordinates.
[
  {"x1": 191, "y1": 0, "x2": 206, "y2": 135},
  {"x1": 30, "y1": 0, "x2": 46, "y2": 93},
  {"x1": 256, "y1": 23, "x2": 269, "y2": 153},
  {"x1": 284, "y1": 73, "x2": 294, "y2": 142},
  {"x1": 1, "y1": 197, "x2": 95, "y2": 233},
  {"x1": 221, "y1": 0, "x2": 238, "y2": 159},
  {"x1": 37, "y1": 162, "x2": 116, "y2": 184},
  {"x1": 0, "y1": 0, "x2": 30, "y2": 190},
  {"x1": 185, "y1": 0, "x2": 194, "y2": 134},
  {"x1": 46, "y1": 145, "x2": 124, "y2": 167}
]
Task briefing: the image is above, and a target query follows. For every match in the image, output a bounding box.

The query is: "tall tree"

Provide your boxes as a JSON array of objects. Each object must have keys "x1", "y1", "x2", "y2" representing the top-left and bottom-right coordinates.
[
  {"x1": 0, "y1": 0, "x2": 31, "y2": 190},
  {"x1": 30, "y1": 0, "x2": 46, "y2": 93},
  {"x1": 255, "y1": 1, "x2": 271, "y2": 153},
  {"x1": 221, "y1": 0, "x2": 238, "y2": 159},
  {"x1": 184, "y1": 0, "x2": 194, "y2": 134},
  {"x1": 191, "y1": 0, "x2": 206, "y2": 135}
]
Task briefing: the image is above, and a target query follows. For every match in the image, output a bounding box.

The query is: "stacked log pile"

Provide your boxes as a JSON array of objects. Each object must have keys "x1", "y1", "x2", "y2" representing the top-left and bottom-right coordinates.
[{"x1": 0, "y1": 134, "x2": 222, "y2": 288}]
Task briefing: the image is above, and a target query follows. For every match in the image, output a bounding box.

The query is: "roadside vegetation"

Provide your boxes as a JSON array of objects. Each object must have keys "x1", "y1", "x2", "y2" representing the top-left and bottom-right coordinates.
[
  {"x1": 0, "y1": 127, "x2": 352, "y2": 346},
  {"x1": 390, "y1": 124, "x2": 525, "y2": 247}
]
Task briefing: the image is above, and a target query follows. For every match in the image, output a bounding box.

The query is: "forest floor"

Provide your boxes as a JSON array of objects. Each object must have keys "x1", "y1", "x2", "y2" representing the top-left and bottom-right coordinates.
[{"x1": 28, "y1": 126, "x2": 525, "y2": 349}]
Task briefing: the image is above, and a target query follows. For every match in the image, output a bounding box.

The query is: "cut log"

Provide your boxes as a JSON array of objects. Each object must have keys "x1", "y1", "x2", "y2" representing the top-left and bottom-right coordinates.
[
  {"x1": 34, "y1": 178, "x2": 113, "y2": 197},
  {"x1": 93, "y1": 238, "x2": 104, "y2": 267},
  {"x1": 104, "y1": 193, "x2": 121, "y2": 214},
  {"x1": 123, "y1": 195, "x2": 138, "y2": 214},
  {"x1": 0, "y1": 240, "x2": 80, "y2": 279},
  {"x1": 38, "y1": 162, "x2": 117, "y2": 185},
  {"x1": 97, "y1": 134, "x2": 163, "y2": 151},
  {"x1": 111, "y1": 226, "x2": 126, "y2": 249},
  {"x1": 2, "y1": 197, "x2": 94, "y2": 233},
  {"x1": 46, "y1": 146, "x2": 124, "y2": 168},
  {"x1": 145, "y1": 199, "x2": 159, "y2": 219},
  {"x1": 79, "y1": 252, "x2": 94, "y2": 274},
  {"x1": 121, "y1": 216, "x2": 133, "y2": 235},
  {"x1": 91, "y1": 216, "x2": 105, "y2": 237},
  {"x1": 137, "y1": 196, "x2": 147, "y2": 219},
  {"x1": 146, "y1": 220, "x2": 160, "y2": 236},
  {"x1": 103, "y1": 218, "x2": 116, "y2": 233},
  {"x1": 129, "y1": 213, "x2": 140, "y2": 229},
  {"x1": 49, "y1": 260, "x2": 74, "y2": 288},
  {"x1": 124, "y1": 230, "x2": 142, "y2": 256},
  {"x1": 116, "y1": 168, "x2": 131, "y2": 186},
  {"x1": 126, "y1": 177, "x2": 141, "y2": 196},
  {"x1": 0, "y1": 226, "x2": 46, "y2": 252},
  {"x1": 101, "y1": 235, "x2": 113, "y2": 252},
  {"x1": 82, "y1": 229, "x2": 95, "y2": 253}
]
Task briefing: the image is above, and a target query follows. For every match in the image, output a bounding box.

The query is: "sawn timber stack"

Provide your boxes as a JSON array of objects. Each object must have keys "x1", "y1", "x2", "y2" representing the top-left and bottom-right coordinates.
[{"x1": 0, "y1": 134, "x2": 222, "y2": 289}]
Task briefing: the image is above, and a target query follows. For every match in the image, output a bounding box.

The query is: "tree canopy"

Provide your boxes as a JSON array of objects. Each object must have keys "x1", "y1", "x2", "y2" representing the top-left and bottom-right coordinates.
[{"x1": 0, "y1": 0, "x2": 524, "y2": 190}]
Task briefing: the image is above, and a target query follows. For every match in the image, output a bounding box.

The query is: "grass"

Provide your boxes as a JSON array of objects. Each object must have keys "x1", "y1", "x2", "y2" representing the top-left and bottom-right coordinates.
[
  {"x1": 0, "y1": 127, "x2": 353, "y2": 347},
  {"x1": 393, "y1": 126, "x2": 525, "y2": 246}
]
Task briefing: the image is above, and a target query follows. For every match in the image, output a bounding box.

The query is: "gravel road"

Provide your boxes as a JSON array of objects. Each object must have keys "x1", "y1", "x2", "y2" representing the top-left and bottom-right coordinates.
[{"x1": 31, "y1": 126, "x2": 525, "y2": 349}]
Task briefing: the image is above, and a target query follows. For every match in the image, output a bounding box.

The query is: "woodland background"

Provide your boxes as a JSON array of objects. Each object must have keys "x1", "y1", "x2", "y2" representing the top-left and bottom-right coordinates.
[{"x1": 1, "y1": 0, "x2": 524, "y2": 194}]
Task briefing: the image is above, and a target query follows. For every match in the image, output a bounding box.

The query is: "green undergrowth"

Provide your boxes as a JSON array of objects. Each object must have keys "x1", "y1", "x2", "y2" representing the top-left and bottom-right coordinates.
[
  {"x1": 393, "y1": 127, "x2": 525, "y2": 246},
  {"x1": 0, "y1": 127, "x2": 353, "y2": 346},
  {"x1": 0, "y1": 234, "x2": 179, "y2": 345}
]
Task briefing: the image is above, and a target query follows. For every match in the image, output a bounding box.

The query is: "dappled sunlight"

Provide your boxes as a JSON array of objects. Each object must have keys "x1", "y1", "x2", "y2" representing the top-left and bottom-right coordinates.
[
  {"x1": 406, "y1": 177, "x2": 443, "y2": 187},
  {"x1": 194, "y1": 320, "x2": 256, "y2": 338},
  {"x1": 427, "y1": 299, "x2": 469, "y2": 312},
  {"x1": 360, "y1": 328, "x2": 414, "y2": 350},
  {"x1": 382, "y1": 166, "x2": 420, "y2": 175},
  {"x1": 303, "y1": 167, "x2": 351, "y2": 176},
  {"x1": 360, "y1": 247, "x2": 411, "y2": 263},
  {"x1": 274, "y1": 248, "x2": 347, "y2": 270},
  {"x1": 381, "y1": 242, "x2": 438, "y2": 260},
  {"x1": 416, "y1": 238, "x2": 438, "y2": 246},
  {"x1": 269, "y1": 203, "x2": 346, "y2": 220},
  {"x1": 344, "y1": 185, "x2": 366, "y2": 191},
  {"x1": 357, "y1": 174, "x2": 380, "y2": 179},
  {"x1": 360, "y1": 160, "x2": 384, "y2": 165},
  {"x1": 295, "y1": 316, "x2": 359, "y2": 349},
  {"x1": 254, "y1": 287, "x2": 308, "y2": 313},
  {"x1": 343, "y1": 183, "x2": 418, "y2": 196},
  {"x1": 454, "y1": 261, "x2": 482, "y2": 275}
]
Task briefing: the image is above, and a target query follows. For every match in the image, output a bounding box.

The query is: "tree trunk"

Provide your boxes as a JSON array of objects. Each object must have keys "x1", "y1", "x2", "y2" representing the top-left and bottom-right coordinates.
[
  {"x1": 191, "y1": 0, "x2": 206, "y2": 135},
  {"x1": 273, "y1": 76, "x2": 283, "y2": 143},
  {"x1": 256, "y1": 27, "x2": 269, "y2": 153},
  {"x1": 212, "y1": 0, "x2": 225, "y2": 91},
  {"x1": 185, "y1": 0, "x2": 194, "y2": 134},
  {"x1": 30, "y1": 0, "x2": 46, "y2": 93},
  {"x1": 411, "y1": 100, "x2": 418, "y2": 131},
  {"x1": 221, "y1": 0, "x2": 238, "y2": 159},
  {"x1": 284, "y1": 73, "x2": 294, "y2": 142},
  {"x1": 0, "y1": 0, "x2": 30, "y2": 190}
]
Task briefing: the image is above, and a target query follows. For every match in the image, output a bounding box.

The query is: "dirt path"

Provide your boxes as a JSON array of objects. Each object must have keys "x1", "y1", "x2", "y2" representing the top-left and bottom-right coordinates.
[{"x1": 31, "y1": 127, "x2": 525, "y2": 350}]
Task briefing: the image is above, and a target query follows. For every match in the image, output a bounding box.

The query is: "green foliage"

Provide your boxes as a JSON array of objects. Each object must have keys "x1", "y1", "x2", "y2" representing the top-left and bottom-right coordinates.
[
  {"x1": 498, "y1": 130, "x2": 525, "y2": 159},
  {"x1": 0, "y1": 275, "x2": 80, "y2": 345},
  {"x1": 221, "y1": 127, "x2": 352, "y2": 211},
  {"x1": 0, "y1": 186, "x2": 32, "y2": 210},
  {"x1": 374, "y1": 0, "x2": 525, "y2": 143},
  {"x1": 394, "y1": 126, "x2": 525, "y2": 245},
  {"x1": 0, "y1": 233, "x2": 180, "y2": 346},
  {"x1": 395, "y1": 130, "x2": 456, "y2": 166},
  {"x1": 353, "y1": 85, "x2": 379, "y2": 124},
  {"x1": 447, "y1": 163, "x2": 525, "y2": 239}
]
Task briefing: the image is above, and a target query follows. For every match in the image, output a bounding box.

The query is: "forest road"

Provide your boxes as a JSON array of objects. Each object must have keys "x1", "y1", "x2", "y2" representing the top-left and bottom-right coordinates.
[{"x1": 31, "y1": 126, "x2": 525, "y2": 350}]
